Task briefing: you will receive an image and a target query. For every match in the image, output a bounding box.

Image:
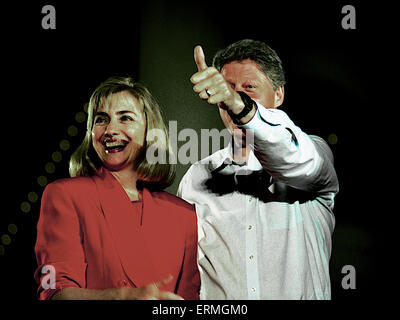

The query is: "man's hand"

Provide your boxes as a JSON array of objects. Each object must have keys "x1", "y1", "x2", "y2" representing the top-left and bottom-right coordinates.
[{"x1": 190, "y1": 45, "x2": 245, "y2": 115}]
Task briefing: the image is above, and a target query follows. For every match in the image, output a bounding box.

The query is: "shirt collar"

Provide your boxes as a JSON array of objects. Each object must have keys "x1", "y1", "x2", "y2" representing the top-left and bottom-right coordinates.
[{"x1": 200, "y1": 141, "x2": 262, "y2": 172}]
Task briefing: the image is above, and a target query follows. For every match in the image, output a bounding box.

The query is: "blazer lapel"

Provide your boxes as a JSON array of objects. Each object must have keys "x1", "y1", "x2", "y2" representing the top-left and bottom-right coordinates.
[{"x1": 92, "y1": 167, "x2": 160, "y2": 288}]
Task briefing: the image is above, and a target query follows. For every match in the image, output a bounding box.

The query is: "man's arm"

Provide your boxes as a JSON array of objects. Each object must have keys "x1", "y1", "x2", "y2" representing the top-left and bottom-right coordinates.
[
  {"x1": 239, "y1": 104, "x2": 339, "y2": 194},
  {"x1": 189, "y1": 44, "x2": 338, "y2": 194}
]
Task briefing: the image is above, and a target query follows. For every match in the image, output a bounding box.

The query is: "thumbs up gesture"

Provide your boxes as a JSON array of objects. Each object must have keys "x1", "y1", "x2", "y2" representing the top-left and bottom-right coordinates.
[
  {"x1": 194, "y1": 45, "x2": 208, "y2": 72},
  {"x1": 190, "y1": 45, "x2": 244, "y2": 115}
]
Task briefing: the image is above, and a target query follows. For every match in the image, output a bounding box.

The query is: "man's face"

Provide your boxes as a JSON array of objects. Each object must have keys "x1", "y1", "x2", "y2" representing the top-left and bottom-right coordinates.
[{"x1": 219, "y1": 59, "x2": 284, "y2": 134}]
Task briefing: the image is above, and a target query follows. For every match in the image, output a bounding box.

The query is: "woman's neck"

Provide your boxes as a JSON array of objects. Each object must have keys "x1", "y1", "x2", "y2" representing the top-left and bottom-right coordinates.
[{"x1": 109, "y1": 168, "x2": 141, "y2": 201}]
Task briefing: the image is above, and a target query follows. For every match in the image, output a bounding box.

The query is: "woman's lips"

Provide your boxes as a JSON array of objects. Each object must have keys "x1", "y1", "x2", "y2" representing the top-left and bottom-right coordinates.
[{"x1": 104, "y1": 140, "x2": 127, "y2": 153}]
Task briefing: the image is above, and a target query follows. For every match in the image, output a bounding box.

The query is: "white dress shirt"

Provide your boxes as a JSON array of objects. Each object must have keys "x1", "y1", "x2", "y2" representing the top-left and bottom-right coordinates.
[{"x1": 178, "y1": 103, "x2": 339, "y2": 300}]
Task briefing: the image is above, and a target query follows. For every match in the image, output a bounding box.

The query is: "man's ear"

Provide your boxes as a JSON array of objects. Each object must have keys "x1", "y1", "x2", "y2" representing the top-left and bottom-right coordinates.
[{"x1": 273, "y1": 86, "x2": 284, "y2": 108}]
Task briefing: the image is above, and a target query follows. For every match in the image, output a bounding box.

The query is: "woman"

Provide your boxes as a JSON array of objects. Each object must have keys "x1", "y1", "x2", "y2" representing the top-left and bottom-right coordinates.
[{"x1": 34, "y1": 76, "x2": 200, "y2": 300}]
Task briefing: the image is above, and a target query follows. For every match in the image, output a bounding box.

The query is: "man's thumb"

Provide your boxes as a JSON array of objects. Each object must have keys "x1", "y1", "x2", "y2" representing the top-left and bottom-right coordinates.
[{"x1": 194, "y1": 45, "x2": 208, "y2": 71}]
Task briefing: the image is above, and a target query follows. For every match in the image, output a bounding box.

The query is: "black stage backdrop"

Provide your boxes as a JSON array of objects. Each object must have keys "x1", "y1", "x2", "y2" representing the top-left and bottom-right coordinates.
[{"x1": 0, "y1": 0, "x2": 392, "y2": 313}]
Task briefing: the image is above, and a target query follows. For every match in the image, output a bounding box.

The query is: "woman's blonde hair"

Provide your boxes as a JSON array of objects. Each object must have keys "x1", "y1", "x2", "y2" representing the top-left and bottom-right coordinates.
[{"x1": 69, "y1": 76, "x2": 175, "y2": 190}]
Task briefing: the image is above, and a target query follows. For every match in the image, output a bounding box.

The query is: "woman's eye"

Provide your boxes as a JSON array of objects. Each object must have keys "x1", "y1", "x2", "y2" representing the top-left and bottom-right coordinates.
[
  {"x1": 121, "y1": 115, "x2": 134, "y2": 122},
  {"x1": 246, "y1": 84, "x2": 255, "y2": 89},
  {"x1": 95, "y1": 116, "x2": 108, "y2": 124}
]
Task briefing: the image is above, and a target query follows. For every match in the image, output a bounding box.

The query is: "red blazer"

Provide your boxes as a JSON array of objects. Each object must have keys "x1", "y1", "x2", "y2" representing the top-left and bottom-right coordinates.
[{"x1": 34, "y1": 167, "x2": 200, "y2": 300}]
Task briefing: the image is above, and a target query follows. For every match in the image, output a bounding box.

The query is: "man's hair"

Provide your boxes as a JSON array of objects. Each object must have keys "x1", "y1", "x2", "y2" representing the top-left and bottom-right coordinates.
[
  {"x1": 212, "y1": 39, "x2": 286, "y2": 90},
  {"x1": 69, "y1": 76, "x2": 175, "y2": 190}
]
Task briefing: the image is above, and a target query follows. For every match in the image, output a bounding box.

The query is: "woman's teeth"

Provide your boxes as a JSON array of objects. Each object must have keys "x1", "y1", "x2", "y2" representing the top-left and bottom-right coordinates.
[
  {"x1": 105, "y1": 141, "x2": 125, "y2": 148},
  {"x1": 104, "y1": 141, "x2": 127, "y2": 153}
]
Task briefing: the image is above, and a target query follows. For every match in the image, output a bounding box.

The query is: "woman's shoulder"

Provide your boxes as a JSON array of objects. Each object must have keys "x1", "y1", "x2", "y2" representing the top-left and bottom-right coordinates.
[
  {"x1": 149, "y1": 190, "x2": 195, "y2": 214},
  {"x1": 44, "y1": 175, "x2": 96, "y2": 196}
]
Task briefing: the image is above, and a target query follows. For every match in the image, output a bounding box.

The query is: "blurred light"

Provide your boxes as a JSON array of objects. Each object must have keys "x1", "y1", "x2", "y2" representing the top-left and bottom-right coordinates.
[
  {"x1": 21, "y1": 201, "x2": 31, "y2": 213},
  {"x1": 68, "y1": 125, "x2": 78, "y2": 137},
  {"x1": 52, "y1": 151, "x2": 62, "y2": 163},
  {"x1": 60, "y1": 139, "x2": 70, "y2": 151},
  {"x1": 75, "y1": 111, "x2": 86, "y2": 123},
  {"x1": 0, "y1": 245, "x2": 4, "y2": 255},
  {"x1": 28, "y1": 191, "x2": 39, "y2": 203},
  {"x1": 328, "y1": 133, "x2": 338, "y2": 145},
  {"x1": 37, "y1": 175, "x2": 48, "y2": 187},
  {"x1": 8, "y1": 224, "x2": 17, "y2": 235},
  {"x1": 1, "y1": 234, "x2": 11, "y2": 246},
  {"x1": 45, "y1": 162, "x2": 56, "y2": 174}
]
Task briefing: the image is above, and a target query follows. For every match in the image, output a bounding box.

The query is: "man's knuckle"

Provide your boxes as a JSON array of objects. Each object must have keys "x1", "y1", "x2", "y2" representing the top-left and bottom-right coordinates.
[
  {"x1": 216, "y1": 73, "x2": 224, "y2": 81},
  {"x1": 222, "y1": 88, "x2": 230, "y2": 97}
]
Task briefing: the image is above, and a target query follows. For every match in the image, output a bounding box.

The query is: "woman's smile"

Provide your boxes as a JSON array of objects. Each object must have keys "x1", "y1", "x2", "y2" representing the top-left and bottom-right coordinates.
[
  {"x1": 92, "y1": 91, "x2": 146, "y2": 172},
  {"x1": 103, "y1": 139, "x2": 129, "y2": 153}
]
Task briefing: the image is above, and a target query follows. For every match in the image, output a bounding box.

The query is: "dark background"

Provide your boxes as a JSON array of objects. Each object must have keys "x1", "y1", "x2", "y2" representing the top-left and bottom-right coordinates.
[{"x1": 0, "y1": 0, "x2": 390, "y2": 307}]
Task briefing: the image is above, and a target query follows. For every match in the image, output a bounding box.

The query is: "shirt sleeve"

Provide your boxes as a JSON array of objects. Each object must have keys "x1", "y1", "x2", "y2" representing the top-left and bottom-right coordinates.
[
  {"x1": 177, "y1": 167, "x2": 194, "y2": 204},
  {"x1": 239, "y1": 102, "x2": 339, "y2": 194},
  {"x1": 34, "y1": 181, "x2": 87, "y2": 300}
]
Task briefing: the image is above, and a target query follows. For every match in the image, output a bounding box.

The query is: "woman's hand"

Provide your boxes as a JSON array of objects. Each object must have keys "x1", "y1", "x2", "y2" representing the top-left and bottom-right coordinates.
[
  {"x1": 52, "y1": 274, "x2": 184, "y2": 300},
  {"x1": 119, "y1": 274, "x2": 184, "y2": 300}
]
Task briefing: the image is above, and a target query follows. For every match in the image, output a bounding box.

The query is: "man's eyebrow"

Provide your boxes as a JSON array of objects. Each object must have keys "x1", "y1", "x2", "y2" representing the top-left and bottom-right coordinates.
[{"x1": 243, "y1": 78, "x2": 260, "y2": 84}]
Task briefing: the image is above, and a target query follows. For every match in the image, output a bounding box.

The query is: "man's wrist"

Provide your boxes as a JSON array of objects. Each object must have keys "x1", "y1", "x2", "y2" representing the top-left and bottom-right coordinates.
[{"x1": 229, "y1": 91, "x2": 257, "y2": 124}]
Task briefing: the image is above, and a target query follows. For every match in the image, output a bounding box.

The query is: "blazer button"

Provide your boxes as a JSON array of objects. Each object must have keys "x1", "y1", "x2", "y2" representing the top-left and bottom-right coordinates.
[{"x1": 118, "y1": 279, "x2": 128, "y2": 287}]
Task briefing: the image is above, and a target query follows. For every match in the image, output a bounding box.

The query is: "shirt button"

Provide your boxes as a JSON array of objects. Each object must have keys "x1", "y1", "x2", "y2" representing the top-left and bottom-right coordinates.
[
  {"x1": 248, "y1": 198, "x2": 253, "y2": 202},
  {"x1": 249, "y1": 255, "x2": 254, "y2": 260},
  {"x1": 248, "y1": 225, "x2": 253, "y2": 230},
  {"x1": 118, "y1": 279, "x2": 128, "y2": 287},
  {"x1": 251, "y1": 287, "x2": 256, "y2": 292}
]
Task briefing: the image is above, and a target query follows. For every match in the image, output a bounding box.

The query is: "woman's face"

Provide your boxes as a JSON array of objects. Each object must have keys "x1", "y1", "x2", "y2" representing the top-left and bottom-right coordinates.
[{"x1": 92, "y1": 91, "x2": 146, "y2": 172}]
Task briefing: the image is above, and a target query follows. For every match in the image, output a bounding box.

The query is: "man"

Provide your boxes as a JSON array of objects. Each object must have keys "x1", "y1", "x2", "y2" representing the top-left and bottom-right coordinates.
[{"x1": 177, "y1": 39, "x2": 339, "y2": 300}]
